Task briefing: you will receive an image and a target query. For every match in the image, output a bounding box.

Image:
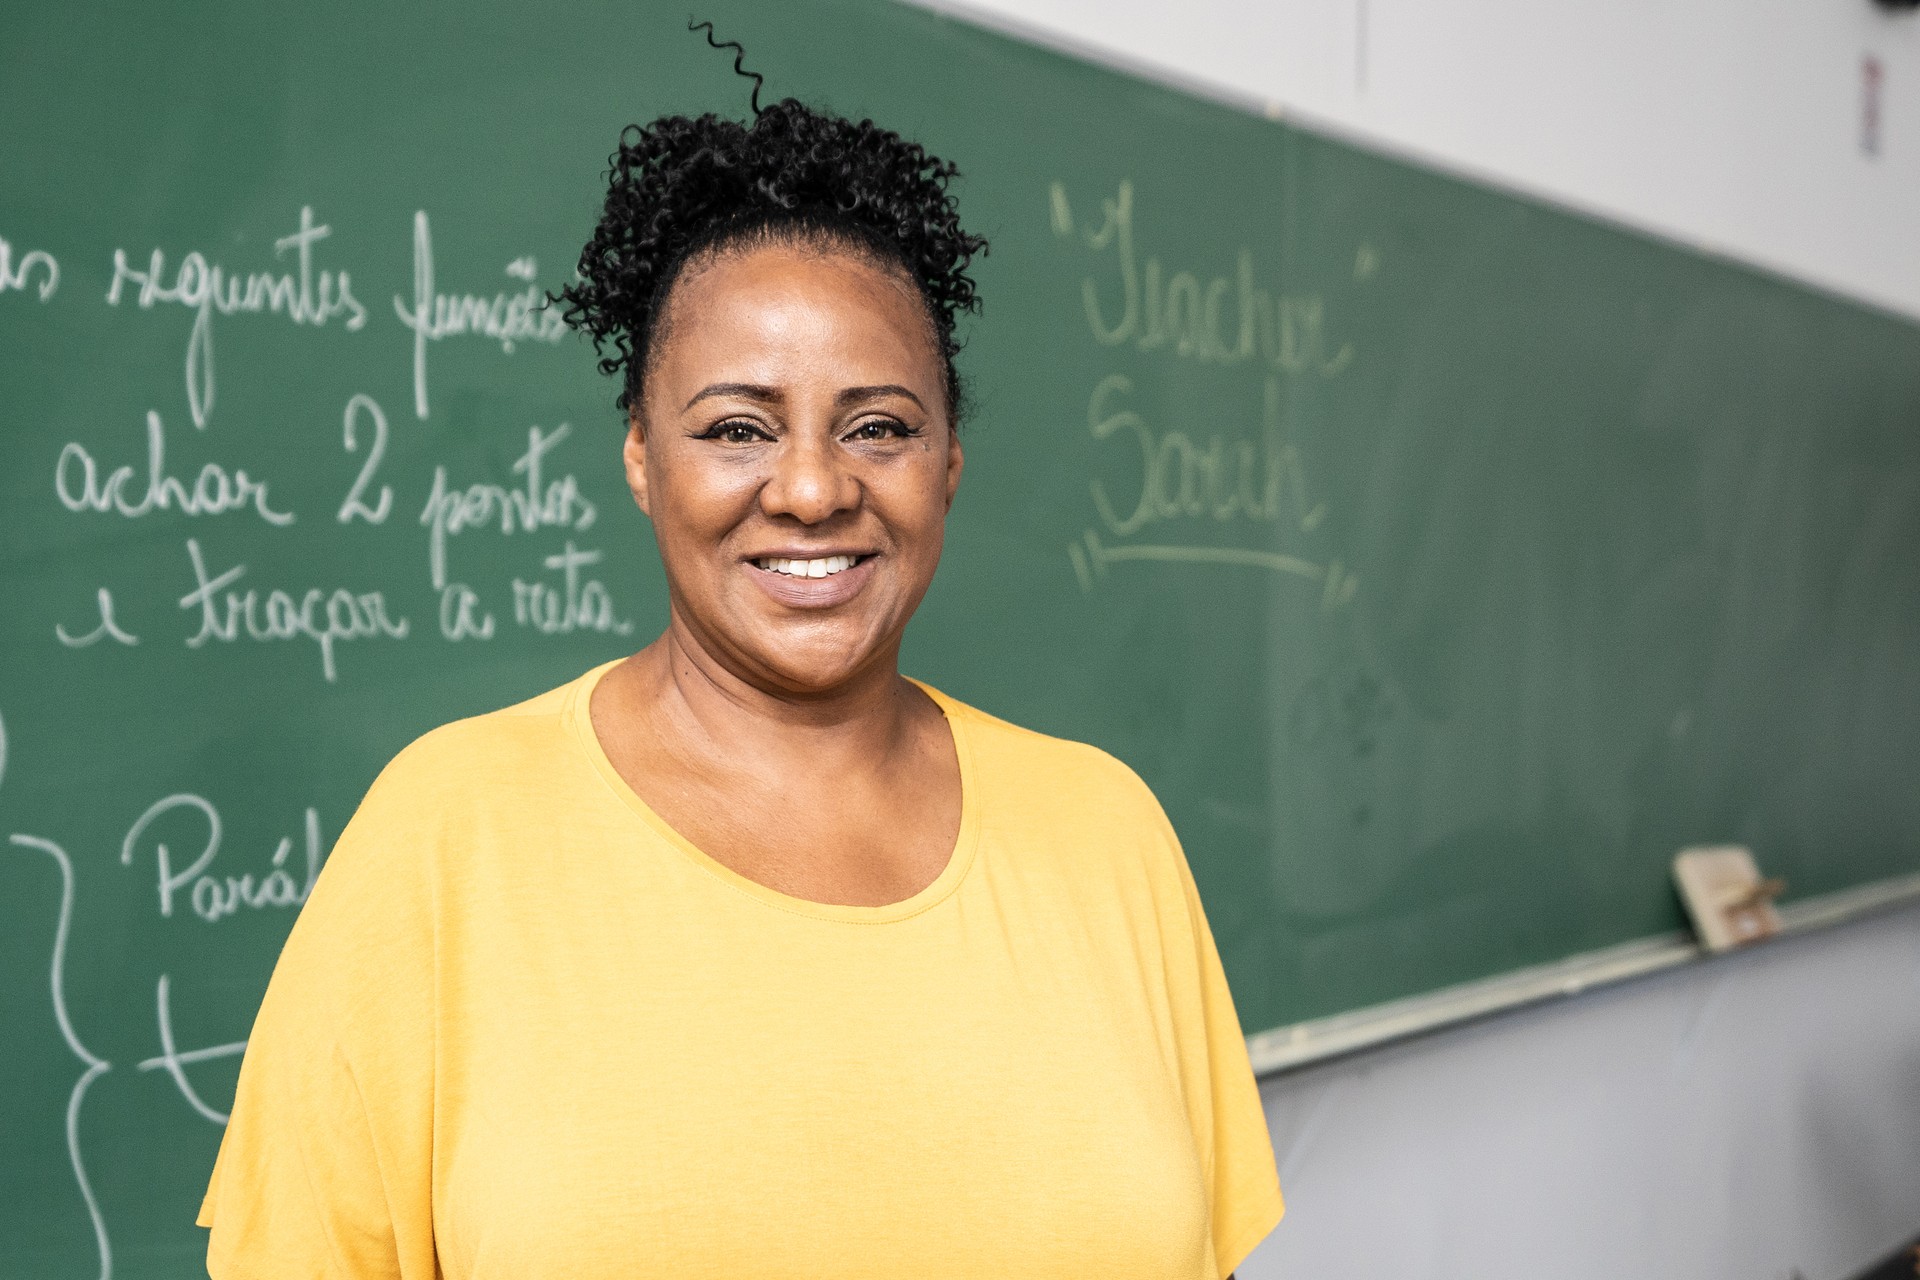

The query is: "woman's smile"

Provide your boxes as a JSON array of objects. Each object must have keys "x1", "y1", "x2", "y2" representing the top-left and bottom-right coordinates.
[{"x1": 744, "y1": 551, "x2": 880, "y2": 608}]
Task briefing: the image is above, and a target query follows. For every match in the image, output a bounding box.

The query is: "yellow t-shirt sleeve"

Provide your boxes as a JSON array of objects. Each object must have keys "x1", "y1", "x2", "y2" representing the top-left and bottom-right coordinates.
[
  {"x1": 198, "y1": 751, "x2": 440, "y2": 1280},
  {"x1": 1190, "y1": 886, "x2": 1285, "y2": 1275},
  {"x1": 1145, "y1": 784, "x2": 1286, "y2": 1277}
]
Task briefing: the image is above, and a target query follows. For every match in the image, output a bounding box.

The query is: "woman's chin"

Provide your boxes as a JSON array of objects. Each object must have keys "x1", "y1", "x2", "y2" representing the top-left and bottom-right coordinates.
[
  {"x1": 752, "y1": 649, "x2": 884, "y2": 696},
  {"x1": 668, "y1": 581, "x2": 915, "y2": 698},
  {"x1": 724, "y1": 622, "x2": 897, "y2": 697}
]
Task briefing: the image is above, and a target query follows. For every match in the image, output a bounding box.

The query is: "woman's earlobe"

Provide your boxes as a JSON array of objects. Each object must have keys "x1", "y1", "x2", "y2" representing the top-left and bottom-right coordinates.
[
  {"x1": 623, "y1": 412, "x2": 652, "y2": 514},
  {"x1": 944, "y1": 428, "x2": 964, "y2": 510}
]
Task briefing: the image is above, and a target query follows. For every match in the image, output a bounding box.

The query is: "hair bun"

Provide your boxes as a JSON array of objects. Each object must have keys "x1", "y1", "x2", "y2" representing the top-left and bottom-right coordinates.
[{"x1": 554, "y1": 99, "x2": 988, "y2": 419}]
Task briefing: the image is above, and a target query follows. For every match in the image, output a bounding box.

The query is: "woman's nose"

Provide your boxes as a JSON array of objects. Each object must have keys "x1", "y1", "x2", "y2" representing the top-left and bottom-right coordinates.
[{"x1": 759, "y1": 432, "x2": 859, "y2": 524}]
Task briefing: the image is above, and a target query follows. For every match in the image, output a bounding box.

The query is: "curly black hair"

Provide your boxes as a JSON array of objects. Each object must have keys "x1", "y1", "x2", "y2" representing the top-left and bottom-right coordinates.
[{"x1": 555, "y1": 98, "x2": 988, "y2": 422}]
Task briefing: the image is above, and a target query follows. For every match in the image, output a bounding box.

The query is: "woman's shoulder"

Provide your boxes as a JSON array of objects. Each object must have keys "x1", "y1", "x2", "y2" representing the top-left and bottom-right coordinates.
[
  {"x1": 305, "y1": 665, "x2": 607, "y2": 914},
  {"x1": 363, "y1": 664, "x2": 599, "y2": 804},
  {"x1": 927, "y1": 684, "x2": 1200, "y2": 938},
  {"x1": 921, "y1": 682, "x2": 1170, "y2": 827}
]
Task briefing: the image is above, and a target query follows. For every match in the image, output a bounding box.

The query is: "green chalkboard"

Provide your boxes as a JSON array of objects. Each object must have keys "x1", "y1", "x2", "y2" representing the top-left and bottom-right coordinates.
[{"x1": 4, "y1": 0, "x2": 1918, "y2": 1272}]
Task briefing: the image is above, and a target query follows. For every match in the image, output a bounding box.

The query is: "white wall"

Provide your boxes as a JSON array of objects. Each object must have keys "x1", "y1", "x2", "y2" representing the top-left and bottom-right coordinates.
[
  {"x1": 912, "y1": 0, "x2": 1920, "y2": 322},
  {"x1": 1239, "y1": 902, "x2": 1920, "y2": 1280}
]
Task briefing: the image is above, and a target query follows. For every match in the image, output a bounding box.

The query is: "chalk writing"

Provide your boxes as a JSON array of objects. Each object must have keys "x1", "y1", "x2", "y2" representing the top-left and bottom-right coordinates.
[
  {"x1": 105, "y1": 207, "x2": 367, "y2": 427},
  {"x1": 7, "y1": 832, "x2": 113, "y2": 1280},
  {"x1": 55, "y1": 589, "x2": 139, "y2": 648},
  {"x1": 0, "y1": 234, "x2": 59, "y2": 301},
  {"x1": 1067, "y1": 374, "x2": 1353, "y2": 599},
  {"x1": 391, "y1": 210, "x2": 567, "y2": 420},
  {"x1": 438, "y1": 582, "x2": 495, "y2": 641},
  {"x1": 418, "y1": 423, "x2": 597, "y2": 589},
  {"x1": 1068, "y1": 527, "x2": 1358, "y2": 607},
  {"x1": 336, "y1": 393, "x2": 394, "y2": 524},
  {"x1": 119, "y1": 793, "x2": 322, "y2": 923},
  {"x1": 1055, "y1": 172, "x2": 1361, "y2": 598},
  {"x1": 1055, "y1": 179, "x2": 1353, "y2": 375},
  {"x1": 1086, "y1": 374, "x2": 1324, "y2": 538},
  {"x1": 55, "y1": 410, "x2": 294, "y2": 525},
  {"x1": 138, "y1": 974, "x2": 244, "y2": 1126},
  {"x1": 178, "y1": 539, "x2": 410, "y2": 682},
  {"x1": 512, "y1": 542, "x2": 633, "y2": 635}
]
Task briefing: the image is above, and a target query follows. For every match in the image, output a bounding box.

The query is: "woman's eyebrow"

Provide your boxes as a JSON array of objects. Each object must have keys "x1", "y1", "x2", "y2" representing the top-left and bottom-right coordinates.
[
  {"x1": 683, "y1": 381, "x2": 781, "y2": 411},
  {"x1": 681, "y1": 382, "x2": 925, "y2": 412},
  {"x1": 837, "y1": 384, "x2": 924, "y2": 410}
]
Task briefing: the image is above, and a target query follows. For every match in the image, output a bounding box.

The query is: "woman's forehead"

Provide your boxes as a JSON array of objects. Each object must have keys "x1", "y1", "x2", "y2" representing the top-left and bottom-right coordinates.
[
  {"x1": 674, "y1": 240, "x2": 925, "y2": 324},
  {"x1": 652, "y1": 244, "x2": 942, "y2": 391}
]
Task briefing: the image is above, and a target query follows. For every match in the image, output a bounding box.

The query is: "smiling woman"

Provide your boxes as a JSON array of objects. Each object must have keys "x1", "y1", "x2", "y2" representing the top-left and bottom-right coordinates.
[{"x1": 197, "y1": 96, "x2": 1282, "y2": 1280}]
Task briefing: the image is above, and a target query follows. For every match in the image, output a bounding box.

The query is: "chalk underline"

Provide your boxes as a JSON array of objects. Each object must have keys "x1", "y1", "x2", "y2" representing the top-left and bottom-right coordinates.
[
  {"x1": 1091, "y1": 541, "x2": 1325, "y2": 579},
  {"x1": 1068, "y1": 529, "x2": 1359, "y2": 608}
]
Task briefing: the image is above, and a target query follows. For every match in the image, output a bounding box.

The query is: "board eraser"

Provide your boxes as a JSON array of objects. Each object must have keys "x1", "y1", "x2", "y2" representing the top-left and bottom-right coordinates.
[{"x1": 1673, "y1": 846, "x2": 1784, "y2": 952}]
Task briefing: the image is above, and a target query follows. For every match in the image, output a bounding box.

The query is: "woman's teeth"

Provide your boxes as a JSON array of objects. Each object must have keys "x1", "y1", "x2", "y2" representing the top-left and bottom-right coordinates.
[{"x1": 755, "y1": 555, "x2": 860, "y2": 578}]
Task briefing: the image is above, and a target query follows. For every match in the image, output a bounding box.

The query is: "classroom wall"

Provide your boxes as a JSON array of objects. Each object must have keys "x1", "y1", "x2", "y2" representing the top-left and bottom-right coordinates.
[
  {"x1": 913, "y1": 0, "x2": 1920, "y2": 321},
  {"x1": 900, "y1": 3, "x2": 1920, "y2": 1276},
  {"x1": 1240, "y1": 901, "x2": 1920, "y2": 1280}
]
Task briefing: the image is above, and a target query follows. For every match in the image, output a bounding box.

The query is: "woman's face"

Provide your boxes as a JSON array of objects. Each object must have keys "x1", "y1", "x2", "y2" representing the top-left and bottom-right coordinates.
[{"x1": 627, "y1": 241, "x2": 963, "y2": 694}]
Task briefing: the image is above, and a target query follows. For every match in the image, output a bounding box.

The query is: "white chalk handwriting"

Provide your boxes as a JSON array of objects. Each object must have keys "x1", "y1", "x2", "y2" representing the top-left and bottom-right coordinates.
[
  {"x1": 1053, "y1": 179, "x2": 1353, "y2": 376},
  {"x1": 105, "y1": 207, "x2": 367, "y2": 427},
  {"x1": 138, "y1": 974, "x2": 245, "y2": 1125},
  {"x1": 1068, "y1": 374, "x2": 1355, "y2": 603},
  {"x1": 55, "y1": 410, "x2": 294, "y2": 525},
  {"x1": 55, "y1": 588, "x2": 139, "y2": 648},
  {"x1": 177, "y1": 539, "x2": 410, "y2": 682},
  {"x1": 336, "y1": 394, "x2": 394, "y2": 525},
  {"x1": 7, "y1": 830, "x2": 113, "y2": 1280},
  {"x1": 438, "y1": 581, "x2": 495, "y2": 641},
  {"x1": 418, "y1": 422, "x2": 596, "y2": 590},
  {"x1": 1086, "y1": 374, "x2": 1325, "y2": 538},
  {"x1": 119, "y1": 793, "x2": 322, "y2": 924},
  {"x1": 0, "y1": 234, "x2": 59, "y2": 301},
  {"x1": 1069, "y1": 526, "x2": 1358, "y2": 607},
  {"x1": 391, "y1": 210, "x2": 567, "y2": 420},
  {"x1": 512, "y1": 542, "x2": 633, "y2": 635}
]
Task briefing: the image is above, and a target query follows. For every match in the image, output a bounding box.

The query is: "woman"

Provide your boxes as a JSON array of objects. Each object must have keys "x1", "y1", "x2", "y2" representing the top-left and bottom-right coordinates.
[{"x1": 200, "y1": 99, "x2": 1282, "y2": 1279}]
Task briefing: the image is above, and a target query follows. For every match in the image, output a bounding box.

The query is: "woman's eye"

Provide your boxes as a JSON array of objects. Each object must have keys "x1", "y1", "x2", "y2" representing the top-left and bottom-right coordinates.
[
  {"x1": 699, "y1": 420, "x2": 767, "y2": 444},
  {"x1": 845, "y1": 418, "x2": 909, "y2": 442}
]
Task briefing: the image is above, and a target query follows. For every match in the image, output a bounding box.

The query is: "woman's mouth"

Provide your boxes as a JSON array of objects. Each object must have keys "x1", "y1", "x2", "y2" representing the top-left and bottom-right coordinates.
[
  {"x1": 751, "y1": 554, "x2": 865, "y2": 579},
  {"x1": 745, "y1": 553, "x2": 878, "y2": 608}
]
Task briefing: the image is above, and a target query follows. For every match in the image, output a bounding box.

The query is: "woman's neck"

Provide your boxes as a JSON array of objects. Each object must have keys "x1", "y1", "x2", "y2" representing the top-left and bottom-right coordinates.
[{"x1": 620, "y1": 611, "x2": 925, "y2": 781}]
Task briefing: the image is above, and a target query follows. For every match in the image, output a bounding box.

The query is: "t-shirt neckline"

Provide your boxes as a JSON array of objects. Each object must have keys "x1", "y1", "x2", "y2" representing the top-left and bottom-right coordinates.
[{"x1": 565, "y1": 659, "x2": 982, "y2": 924}]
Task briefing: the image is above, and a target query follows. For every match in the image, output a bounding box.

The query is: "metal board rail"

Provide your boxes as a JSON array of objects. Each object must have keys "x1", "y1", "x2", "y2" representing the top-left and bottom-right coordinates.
[{"x1": 1246, "y1": 872, "x2": 1920, "y2": 1076}]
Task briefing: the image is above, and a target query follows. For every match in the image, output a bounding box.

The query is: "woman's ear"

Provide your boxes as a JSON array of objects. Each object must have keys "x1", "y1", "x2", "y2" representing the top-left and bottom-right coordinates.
[
  {"x1": 623, "y1": 404, "x2": 652, "y2": 516},
  {"x1": 943, "y1": 421, "x2": 964, "y2": 512}
]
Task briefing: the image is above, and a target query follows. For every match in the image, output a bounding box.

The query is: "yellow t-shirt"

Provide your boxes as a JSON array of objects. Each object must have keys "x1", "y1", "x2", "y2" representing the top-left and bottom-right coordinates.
[{"x1": 200, "y1": 662, "x2": 1283, "y2": 1279}]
